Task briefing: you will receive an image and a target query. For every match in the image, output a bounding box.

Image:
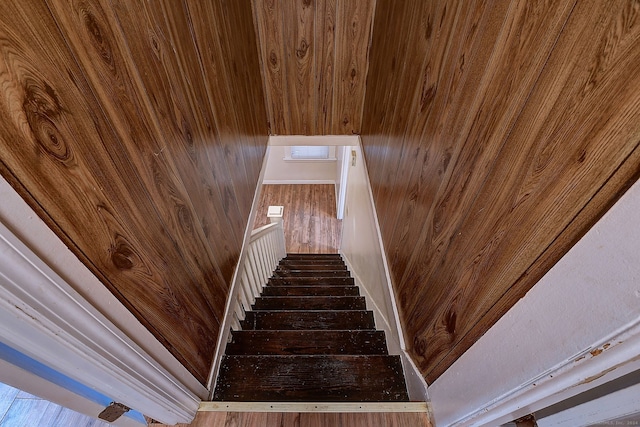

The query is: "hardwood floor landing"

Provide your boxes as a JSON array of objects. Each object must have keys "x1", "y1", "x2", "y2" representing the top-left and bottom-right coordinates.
[
  {"x1": 150, "y1": 411, "x2": 432, "y2": 426},
  {"x1": 254, "y1": 185, "x2": 342, "y2": 253}
]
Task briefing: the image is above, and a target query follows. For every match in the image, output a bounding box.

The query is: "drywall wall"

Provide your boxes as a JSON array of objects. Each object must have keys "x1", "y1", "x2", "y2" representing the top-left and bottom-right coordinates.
[
  {"x1": 429, "y1": 178, "x2": 640, "y2": 426},
  {"x1": 263, "y1": 146, "x2": 338, "y2": 184}
]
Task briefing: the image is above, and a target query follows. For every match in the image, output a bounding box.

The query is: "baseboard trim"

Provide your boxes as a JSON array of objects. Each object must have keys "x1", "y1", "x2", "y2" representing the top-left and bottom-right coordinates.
[{"x1": 198, "y1": 401, "x2": 430, "y2": 413}]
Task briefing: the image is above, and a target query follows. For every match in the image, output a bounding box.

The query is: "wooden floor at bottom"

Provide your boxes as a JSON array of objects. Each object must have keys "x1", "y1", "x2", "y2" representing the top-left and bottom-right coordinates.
[
  {"x1": 151, "y1": 411, "x2": 431, "y2": 427},
  {"x1": 254, "y1": 184, "x2": 342, "y2": 253}
]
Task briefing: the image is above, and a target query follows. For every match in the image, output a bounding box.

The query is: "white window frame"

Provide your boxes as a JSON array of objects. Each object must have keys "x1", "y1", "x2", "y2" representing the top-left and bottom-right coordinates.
[{"x1": 284, "y1": 145, "x2": 337, "y2": 162}]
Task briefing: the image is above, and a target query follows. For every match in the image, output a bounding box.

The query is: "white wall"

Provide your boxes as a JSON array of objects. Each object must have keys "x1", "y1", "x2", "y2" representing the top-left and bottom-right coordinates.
[
  {"x1": 340, "y1": 143, "x2": 429, "y2": 402},
  {"x1": 429, "y1": 178, "x2": 640, "y2": 426},
  {"x1": 263, "y1": 145, "x2": 337, "y2": 184}
]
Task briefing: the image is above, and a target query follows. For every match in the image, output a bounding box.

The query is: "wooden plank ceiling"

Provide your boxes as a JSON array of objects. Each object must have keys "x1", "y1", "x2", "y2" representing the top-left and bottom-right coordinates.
[
  {"x1": 253, "y1": 0, "x2": 375, "y2": 135},
  {"x1": 0, "y1": 0, "x2": 267, "y2": 385},
  {"x1": 2, "y1": 0, "x2": 640, "y2": 390}
]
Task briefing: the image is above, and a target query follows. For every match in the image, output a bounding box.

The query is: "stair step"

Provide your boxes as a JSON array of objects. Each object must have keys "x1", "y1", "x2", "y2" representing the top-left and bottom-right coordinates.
[
  {"x1": 213, "y1": 355, "x2": 409, "y2": 402},
  {"x1": 280, "y1": 259, "x2": 346, "y2": 266},
  {"x1": 268, "y1": 277, "x2": 355, "y2": 286},
  {"x1": 225, "y1": 330, "x2": 389, "y2": 355},
  {"x1": 277, "y1": 263, "x2": 348, "y2": 271},
  {"x1": 241, "y1": 310, "x2": 375, "y2": 330},
  {"x1": 253, "y1": 296, "x2": 366, "y2": 311},
  {"x1": 285, "y1": 254, "x2": 342, "y2": 260},
  {"x1": 261, "y1": 285, "x2": 359, "y2": 296},
  {"x1": 273, "y1": 270, "x2": 351, "y2": 277}
]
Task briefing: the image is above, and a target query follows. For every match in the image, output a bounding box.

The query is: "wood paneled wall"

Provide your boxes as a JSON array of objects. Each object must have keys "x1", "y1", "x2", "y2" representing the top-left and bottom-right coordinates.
[
  {"x1": 0, "y1": 0, "x2": 268, "y2": 385},
  {"x1": 361, "y1": 0, "x2": 640, "y2": 383},
  {"x1": 253, "y1": 0, "x2": 375, "y2": 135}
]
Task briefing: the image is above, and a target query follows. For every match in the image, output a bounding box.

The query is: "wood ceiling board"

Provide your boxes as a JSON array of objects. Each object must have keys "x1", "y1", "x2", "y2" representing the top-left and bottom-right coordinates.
[
  {"x1": 142, "y1": 0, "x2": 247, "y2": 280},
  {"x1": 186, "y1": 0, "x2": 259, "y2": 223},
  {"x1": 0, "y1": 0, "x2": 219, "y2": 382},
  {"x1": 315, "y1": 0, "x2": 336, "y2": 134},
  {"x1": 285, "y1": 0, "x2": 316, "y2": 135},
  {"x1": 200, "y1": 0, "x2": 269, "y2": 192},
  {"x1": 253, "y1": 0, "x2": 291, "y2": 134},
  {"x1": 394, "y1": 0, "x2": 576, "y2": 313},
  {"x1": 413, "y1": 0, "x2": 640, "y2": 382},
  {"x1": 364, "y1": 0, "x2": 467, "y2": 251},
  {"x1": 253, "y1": 0, "x2": 375, "y2": 135},
  {"x1": 0, "y1": 0, "x2": 268, "y2": 384},
  {"x1": 361, "y1": 0, "x2": 415, "y2": 203},
  {"x1": 44, "y1": 0, "x2": 227, "y2": 381},
  {"x1": 361, "y1": 0, "x2": 640, "y2": 384},
  {"x1": 331, "y1": 0, "x2": 374, "y2": 134}
]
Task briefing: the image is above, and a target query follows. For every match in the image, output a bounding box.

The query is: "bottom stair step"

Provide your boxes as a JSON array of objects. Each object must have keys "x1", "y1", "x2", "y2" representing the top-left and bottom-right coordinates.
[
  {"x1": 241, "y1": 310, "x2": 375, "y2": 330},
  {"x1": 213, "y1": 355, "x2": 409, "y2": 402}
]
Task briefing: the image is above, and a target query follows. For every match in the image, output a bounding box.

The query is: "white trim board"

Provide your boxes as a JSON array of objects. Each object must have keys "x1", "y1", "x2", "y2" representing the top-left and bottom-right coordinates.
[
  {"x1": 429, "y1": 177, "x2": 640, "y2": 426},
  {"x1": 268, "y1": 135, "x2": 360, "y2": 146},
  {"x1": 537, "y1": 368, "x2": 640, "y2": 426},
  {"x1": 199, "y1": 401, "x2": 430, "y2": 413}
]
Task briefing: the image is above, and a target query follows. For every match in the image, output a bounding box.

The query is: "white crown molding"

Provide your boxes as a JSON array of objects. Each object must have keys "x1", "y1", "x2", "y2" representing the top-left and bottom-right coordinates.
[{"x1": 199, "y1": 401, "x2": 430, "y2": 413}]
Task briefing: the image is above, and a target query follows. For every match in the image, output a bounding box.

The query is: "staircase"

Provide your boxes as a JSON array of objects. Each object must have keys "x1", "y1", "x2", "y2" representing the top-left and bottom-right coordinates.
[{"x1": 213, "y1": 253, "x2": 409, "y2": 402}]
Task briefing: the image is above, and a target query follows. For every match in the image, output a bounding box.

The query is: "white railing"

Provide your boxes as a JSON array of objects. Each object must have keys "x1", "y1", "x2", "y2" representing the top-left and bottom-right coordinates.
[{"x1": 230, "y1": 222, "x2": 286, "y2": 330}]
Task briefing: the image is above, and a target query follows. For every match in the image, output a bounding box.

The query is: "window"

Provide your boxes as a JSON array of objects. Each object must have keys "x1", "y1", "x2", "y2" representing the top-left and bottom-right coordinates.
[{"x1": 285, "y1": 146, "x2": 336, "y2": 161}]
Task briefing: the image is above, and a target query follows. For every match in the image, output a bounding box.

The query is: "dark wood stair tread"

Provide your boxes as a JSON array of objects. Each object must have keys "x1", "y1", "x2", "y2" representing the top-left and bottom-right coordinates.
[
  {"x1": 268, "y1": 277, "x2": 355, "y2": 286},
  {"x1": 213, "y1": 355, "x2": 409, "y2": 402},
  {"x1": 253, "y1": 296, "x2": 366, "y2": 311},
  {"x1": 241, "y1": 310, "x2": 375, "y2": 330},
  {"x1": 277, "y1": 264, "x2": 348, "y2": 271},
  {"x1": 279, "y1": 259, "x2": 346, "y2": 266},
  {"x1": 261, "y1": 285, "x2": 359, "y2": 296},
  {"x1": 225, "y1": 330, "x2": 389, "y2": 355},
  {"x1": 215, "y1": 254, "x2": 410, "y2": 403},
  {"x1": 273, "y1": 270, "x2": 351, "y2": 277}
]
